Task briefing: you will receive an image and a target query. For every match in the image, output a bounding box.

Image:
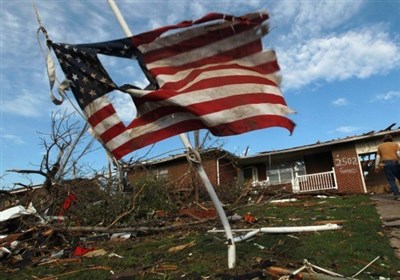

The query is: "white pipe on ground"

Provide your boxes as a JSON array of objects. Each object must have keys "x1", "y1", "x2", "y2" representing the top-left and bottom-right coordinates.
[{"x1": 211, "y1": 224, "x2": 342, "y2": 243}]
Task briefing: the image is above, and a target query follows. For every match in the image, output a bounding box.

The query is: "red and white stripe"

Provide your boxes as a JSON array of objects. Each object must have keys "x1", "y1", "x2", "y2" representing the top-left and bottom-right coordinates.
[{"x1": 86, "y1": 12, "x2": 295, "y2": 160}]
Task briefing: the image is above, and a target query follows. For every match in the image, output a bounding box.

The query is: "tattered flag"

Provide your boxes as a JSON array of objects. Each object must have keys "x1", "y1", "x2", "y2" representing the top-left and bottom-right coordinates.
[{"x1": 51, "y1": 12, "x2": 295, "y2": 160}]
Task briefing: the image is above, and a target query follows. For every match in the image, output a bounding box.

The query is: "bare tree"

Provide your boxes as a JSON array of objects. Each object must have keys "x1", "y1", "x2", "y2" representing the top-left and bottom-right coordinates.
[{"x1": 7, "y1": 110, "x2": 98, "y2": 193}]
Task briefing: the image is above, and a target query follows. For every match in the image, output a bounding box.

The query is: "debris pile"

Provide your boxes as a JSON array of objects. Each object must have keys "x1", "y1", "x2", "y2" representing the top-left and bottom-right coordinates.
[{"x1": 0, "y1": 187, "x2": 398, "y2": 279}]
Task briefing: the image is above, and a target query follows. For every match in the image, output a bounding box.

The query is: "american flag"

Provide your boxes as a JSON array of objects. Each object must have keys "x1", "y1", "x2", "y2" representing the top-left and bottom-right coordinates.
[{"x1": 52, "y1": 12, "x2": 295, "y2": 160}]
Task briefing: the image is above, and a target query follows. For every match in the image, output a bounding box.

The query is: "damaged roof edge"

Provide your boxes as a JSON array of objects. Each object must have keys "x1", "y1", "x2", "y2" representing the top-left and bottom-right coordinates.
[
  {"x1": 130, "y1": 126, "x2": 400, "y2": 167},
  {"x1": 242, "y1": 126, "x2": 400, "y2": 160},
  {"x1": 128, "y1": 147, "x2": 237, "y2": 167}
]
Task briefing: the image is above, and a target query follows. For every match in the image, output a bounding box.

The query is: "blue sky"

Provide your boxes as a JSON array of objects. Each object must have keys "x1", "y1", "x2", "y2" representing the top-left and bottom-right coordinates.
[{"x1": 1, "y1": 0, "x2": 399, "y2": 189}]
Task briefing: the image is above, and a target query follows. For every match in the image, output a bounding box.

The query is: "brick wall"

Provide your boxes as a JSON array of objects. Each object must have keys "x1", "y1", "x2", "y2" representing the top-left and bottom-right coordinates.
[
  {"x1": 171, "y1": 157, "x2": 238, "y2": 187},
  {"x1": 167, "y1": 160, "x2": 193, "y2": 188},
  {"x1": 304, "y1": 152, "x2": 333, "y2": 173},
  {"x1": 332, "y1": 144, "x2": 365, "y2": 193},
  {"x1": 128, "y1": 153, "x2": 238, "y2": 190},
  {"x1": 128, "y1": 159, "x2": 193, "y2": 189},
  {"x1": 201, "y1": 158, "x2": 218, "y2": 186},
  {"x1": 217, "y1": 158, "x2": 239, "y2": 185}
]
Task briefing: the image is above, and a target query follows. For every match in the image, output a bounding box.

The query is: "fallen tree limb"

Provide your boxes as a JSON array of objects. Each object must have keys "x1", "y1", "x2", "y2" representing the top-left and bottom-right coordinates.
[
  {"x1": 229, "y1": 193, "x2": 291, "y2": 212},
  {"x1": 353, "y1": 258, "x2": 398, "y2": 275},
  {"x1": 37, "y1": 265, "x2": 111, "y2": 280},
  {"x1": 51, "y1": 217, "x2": 216, "y2": 234},
  {"x1": 228, "y1": 181, "x2": 252, "y2": 210},
  {"x1": 107, "y1": 184, "x2": 146, "y2": 228},
  {"x1": 266, "y1": 266, "x2": 345, "y2": 280}
]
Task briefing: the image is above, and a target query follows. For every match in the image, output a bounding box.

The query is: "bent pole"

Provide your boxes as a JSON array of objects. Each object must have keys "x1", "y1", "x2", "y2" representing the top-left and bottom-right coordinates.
[
  {"x1": 106, "y1": 0, "x2": 236, "y2": 269},
  {"x1": 179, "y1": 132, "x2": 236, "y2": 268}
]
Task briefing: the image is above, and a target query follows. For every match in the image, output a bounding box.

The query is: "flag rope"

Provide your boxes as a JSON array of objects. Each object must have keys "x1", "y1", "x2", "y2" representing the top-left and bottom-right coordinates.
[{"x1": 33, "y1": 0, "x2": 122, "y2": 184}]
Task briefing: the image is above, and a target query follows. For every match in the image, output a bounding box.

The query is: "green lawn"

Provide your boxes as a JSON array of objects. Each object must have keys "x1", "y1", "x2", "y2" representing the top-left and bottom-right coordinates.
[{"x1": 1, "y1": 195, "x2": 399, "y2": 279}]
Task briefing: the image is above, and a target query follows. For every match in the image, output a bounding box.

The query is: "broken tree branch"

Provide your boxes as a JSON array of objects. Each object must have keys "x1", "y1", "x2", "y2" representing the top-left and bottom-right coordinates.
[
  {"x1": 6, "y1": 169, "x2": 47, "y2": 177},
  {"x1": 107, "y1": 184, "x2": 146, "y2": 228},
  {"x1": 52, "y1": 218, "x2": 215, "y2": 234}
]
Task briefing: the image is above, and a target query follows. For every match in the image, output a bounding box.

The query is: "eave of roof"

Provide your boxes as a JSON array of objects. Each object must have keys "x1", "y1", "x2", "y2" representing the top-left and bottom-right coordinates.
[
  {"x1": 129, "y1": 147, "x2": 236, "y2": 167},
  {"x1": 240, "y1": 126, "x2": 400, "y2": 162},
  {"x1": 4, "y1": 184, "x2": 43, "y2": 194},
  {"x1": 127, "y1": 125, "x2": 399, "y2": 167}
]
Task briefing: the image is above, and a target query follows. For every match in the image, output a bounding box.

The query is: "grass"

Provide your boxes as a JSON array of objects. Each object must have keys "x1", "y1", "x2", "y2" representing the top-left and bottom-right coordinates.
[{"x1": 1, "y1": 195, "x2": 399, "y2": 279}]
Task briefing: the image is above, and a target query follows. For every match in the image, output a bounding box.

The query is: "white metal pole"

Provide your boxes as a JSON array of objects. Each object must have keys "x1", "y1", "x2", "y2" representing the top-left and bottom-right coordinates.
[
  {"x1": 181, "y1": 133, "x2": 236, "y2": 268},
  {"x1": 106, "y1": 0, "x2": 236, "y2": 268},
  {"x1": 107, "y1": 0, "x2": 133, "y2": 37}
]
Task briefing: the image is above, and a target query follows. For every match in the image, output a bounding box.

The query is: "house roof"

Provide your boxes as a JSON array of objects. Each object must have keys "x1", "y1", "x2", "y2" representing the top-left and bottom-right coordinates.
[
  {"x1": 1, "y1": 184, "x2": 43, "y2": 195},
  {"x1": 128, "y1": 147, "x2": 237, "y2": 168},
  {"x1": 239, "y1": 124, "x2": 400, "y2": 164},
  {"x1": 127, "y1": 124, "x2": 399, "y2": 168}
]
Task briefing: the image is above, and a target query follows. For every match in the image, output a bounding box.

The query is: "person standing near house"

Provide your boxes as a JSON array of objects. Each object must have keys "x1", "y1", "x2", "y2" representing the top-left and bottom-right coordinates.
[{"x1": 375, "y1": 134, "x2": 400, "y2": 198}]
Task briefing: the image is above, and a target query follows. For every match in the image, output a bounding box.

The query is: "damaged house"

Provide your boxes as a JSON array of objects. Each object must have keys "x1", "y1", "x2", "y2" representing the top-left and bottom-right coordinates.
[
  {"x1": 241, "y1": 126, "x2": 400, "y2": 194},
  {"x1": 128, "y1": 126, "x2": 400, "y2": 195},
  {"x1": 127, "y1": 148, "x2": 239, "y2": 200}
]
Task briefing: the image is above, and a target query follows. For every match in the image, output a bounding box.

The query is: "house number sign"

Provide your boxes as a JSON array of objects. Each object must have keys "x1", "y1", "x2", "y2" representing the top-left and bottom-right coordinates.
[
  {"x1": 334, "y1": 155, "x2": 359, "y2": 174},
  {"x1": 334, "y1": 157, "x2": 358, "y2": 167}
]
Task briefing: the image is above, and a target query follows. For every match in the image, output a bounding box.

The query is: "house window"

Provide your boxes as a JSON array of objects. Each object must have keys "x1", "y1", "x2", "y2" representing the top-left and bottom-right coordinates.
[
  {"x1": 242, "y1": 166, "x2": 258, "y2": 182},
  {"x1": 156, "y1": 168, "x2": 169, "y2": 180},
  {"x1": 266, "y1": 160, "x2": 305, "y2": 185},
  {"x1": 359, "y1": 152, "x2": 376, "y2": 176}
]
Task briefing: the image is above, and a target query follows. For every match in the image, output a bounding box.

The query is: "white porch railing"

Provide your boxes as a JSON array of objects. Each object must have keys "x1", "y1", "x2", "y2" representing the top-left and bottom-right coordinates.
[
  {"x1": 251, "y1": 178, "x2": 270, "y2": 188},
  {"x1": 292, "y1": 168, "x2": 337, "y2": 193}
]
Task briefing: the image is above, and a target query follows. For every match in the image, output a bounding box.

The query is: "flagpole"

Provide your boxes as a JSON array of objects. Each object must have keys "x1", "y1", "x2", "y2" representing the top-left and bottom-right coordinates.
[{"x1": 107, "y1": 0, "x2": 236, "y2": 268}]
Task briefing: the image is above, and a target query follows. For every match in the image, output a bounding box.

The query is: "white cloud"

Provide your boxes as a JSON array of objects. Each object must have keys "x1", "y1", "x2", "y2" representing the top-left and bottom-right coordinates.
[
  {"x1": 372, "y1": 90, "x2": 400, "y2": 103},
  {"x1": 109, "y1": 92, "x2": 137, "y2": 123},
  {"x1": 332, "y1": 98, "x2": 348, "y2": 106},
  {"x1": 272, "y1": 0, "x2": 363, "y2": 40},
  {"x1": 1, "y1": 134, "x2": 25, "y2": 145},
  {"x1": 279, "y1": 27, "x2": 400, "y2": 90},
  {"x1": 0, "y1": 10, "x2": 25, "y2": 52},
  {"x1": 188, "y1": 2, "x2": 207, "y2": 19},
  {"x1": 334, "y1": 126, "x2": 361, "y2": 134},
  {"x1": 1, "y1": 90, "x2": 47, "y2": 117}
]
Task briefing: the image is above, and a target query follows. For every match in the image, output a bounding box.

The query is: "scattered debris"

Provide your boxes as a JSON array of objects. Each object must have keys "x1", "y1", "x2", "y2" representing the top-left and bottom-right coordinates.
[
  {"x1": 228, "y1": 213, "x2": 242, "y2": 221},
  {"x1": 267, "y1": 265, "x2": 345, "y2": 280},
  {"x1": 167, "y1": 240, "x2": 196, "y2": 253},
  {"x1": 351, "y1": 256, "x2": 380, "y2": 278},
  {"x1": 0, "y1": 203, "x2": 43, "y2": 223},
  {"x1": 244, "y1": 213, "x2": 257, "y2": 223},
  {"x1": 253, "y1": 243, "x2": 265, "y2": 250},
  {"x1": 267, "y1": 257, "x2": 392, "y2": 280},
  {"x1": 0, "y1": 191, "x2": 398, "y2": 279},
  {"x1": 269, "y1": 198, "x2": 298, "y2": 204},
  {"x1": 110, "y1": 232, "x2": 131, "y2": 240},
  {"x1": 73, "y1": 246, "x2": 95, "y2": 257},
  {"x1": 233, "y1": 229, "x2": 260, "y2": 243},
  {"x1": 108, "y1": 252, "x2": 123, "y2": 259},
  {"x1": 82, "y1": 248, "x2": 107, "y2": 258},
  {"x1": 36, "y1": 265, "x2": 111, "y2": 280}
]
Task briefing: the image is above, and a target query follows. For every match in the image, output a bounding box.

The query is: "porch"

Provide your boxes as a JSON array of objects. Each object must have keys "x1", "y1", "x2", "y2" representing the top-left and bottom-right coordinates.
[
  {"x1": 250, "y1": 168, "x2": 338, "y2": 194},
  {"x1": 292, "y1": 168, "x2": 338, "y2": 193}
]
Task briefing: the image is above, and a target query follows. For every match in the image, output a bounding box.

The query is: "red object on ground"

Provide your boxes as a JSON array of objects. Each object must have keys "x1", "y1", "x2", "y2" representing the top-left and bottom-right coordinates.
[
  {"x1": 73, "y1": 246, "x2": 95, "y2": 256},
  {"x1": 63, "y1": 193, "x2": 76, "y2": 210},
  {"x1": 58, "y1": 193, "x2": 76, "y2": 223},
  {"x1": 244, "y1": 213, "x2": 257, "y2": 223}
]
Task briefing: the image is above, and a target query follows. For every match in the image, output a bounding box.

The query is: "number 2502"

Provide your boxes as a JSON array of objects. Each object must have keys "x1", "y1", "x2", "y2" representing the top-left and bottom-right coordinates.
[{"x1": 335, "y1": 157, "x2": 357, "y2": 167}]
